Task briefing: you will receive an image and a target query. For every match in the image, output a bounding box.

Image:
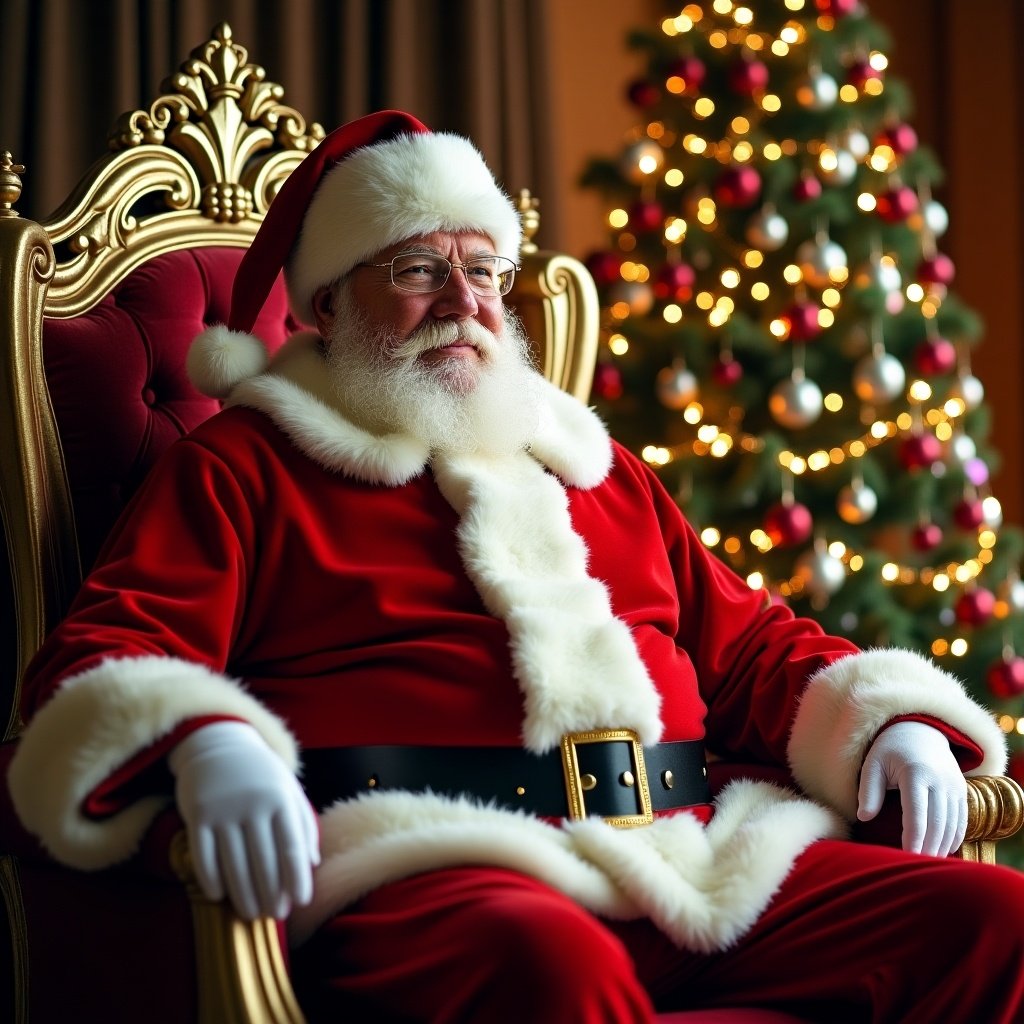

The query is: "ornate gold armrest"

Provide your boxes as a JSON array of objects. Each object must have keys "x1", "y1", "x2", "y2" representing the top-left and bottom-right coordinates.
[
  {"x1": 169, "y1": 832, "x2": 307, "y2": 1024},
  {"x1": 959, "y1": 775, "x2": 1024, "y2": 864}
]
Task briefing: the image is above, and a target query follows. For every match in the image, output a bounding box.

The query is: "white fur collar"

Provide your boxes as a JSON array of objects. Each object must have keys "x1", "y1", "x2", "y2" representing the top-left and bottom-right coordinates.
[{"x1": 223, "y1": 330, "x2": 613, "y2": 489}]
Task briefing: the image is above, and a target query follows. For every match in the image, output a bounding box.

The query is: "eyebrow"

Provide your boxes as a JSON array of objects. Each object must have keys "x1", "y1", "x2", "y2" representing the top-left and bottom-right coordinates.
[{"x1": 391, "y1": 244, "x2": 497, "y2": 260}]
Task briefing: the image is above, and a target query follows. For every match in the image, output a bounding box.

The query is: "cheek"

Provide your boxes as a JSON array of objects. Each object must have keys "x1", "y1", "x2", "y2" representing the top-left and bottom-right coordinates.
[{"x1": 478, "y1": 300, "x2": 505, "y2": 335}]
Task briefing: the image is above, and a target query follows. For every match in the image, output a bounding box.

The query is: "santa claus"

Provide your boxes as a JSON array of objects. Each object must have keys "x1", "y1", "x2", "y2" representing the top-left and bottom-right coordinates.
[{"x1": 10, "y1": 111, "x2": 1024, "y2": 1022}]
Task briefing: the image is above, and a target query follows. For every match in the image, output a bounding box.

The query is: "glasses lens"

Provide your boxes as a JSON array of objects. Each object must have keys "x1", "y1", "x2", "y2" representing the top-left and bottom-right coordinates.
[
  {"x1": 390, "y1": 254, "x2": 450, "y2": 293},
  {"x1": 464, "y1": 257, "x2": 516, "y2": 296}
]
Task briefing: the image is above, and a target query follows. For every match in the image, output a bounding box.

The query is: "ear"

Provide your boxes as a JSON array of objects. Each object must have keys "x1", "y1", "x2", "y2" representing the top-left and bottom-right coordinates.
[{"x1": 311, "y1": 284, "x2": 336, "y2": 338}]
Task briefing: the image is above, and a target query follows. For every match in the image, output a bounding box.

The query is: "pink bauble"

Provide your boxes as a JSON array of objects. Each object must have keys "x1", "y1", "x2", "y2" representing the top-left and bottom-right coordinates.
[
  {"x1": 668, "y1": 56, "x2": 706, "y2": 91},
  {"x1": 714, "y1": 165, "x2": 762, "y2": 208},
  {"x1": 847, "y1": 59, "x2": 882, "y2": 90},
  {"x1": 815, "y1": 0, "x2": 860, "y2": 15},
  {"x1": 763, "y1": 501, "x2": 813, "y2": 548},
  {"x1": 914, "y1": 337, "x2": 958, "y2": 376},
  {"x1": 916, "y1": 253, "x2": 956, "y2": 286},
  {"x1": 782, "y1": 300, "x2": 822, "y2": 341},
  {"x1": 713, "y1": 355, "x2": 744, "y2": 387},
  {"x1": 911, "y1": 522, "x2": 943, "y2": 551},
  {"x1": 877, "y1": 123, "x2": 919, "y2": 156},
  {"x1": 955, "y1": 587, "x2": 996, "y2": 626},
  {"x1": 628, "y1": 199, "x2": 664, "y2": 233},
  {"x1": 591, "y1": 362, "x2": 624, "y2": 401},
  {"x1": 584, "y1": 251, "x2": 623, "y2": 288},
  {"x1": 729, "y1": 58, "x2": 769, "y2": 95},
  {"x1": 875, "y1": 185, "x2": 919, "y2": 223},
  {"x1": 899, "y1": 432, "x2": 942, "y2": 469},
  {"x1": 626, "y1": 78, "x2": 661, "y2": 109},
  {"x1": 793, "y1": 173, "x2": 823, "y2": 203},
  {"x1": 653, "y1": 262, "x2": 696, "y2": 301},
  {"x1": 953, "y1": 498, "x2": 986, "y2": 530},
  {"x1": 988, "y1": 657, "x2": 1024, "y2": 698}
]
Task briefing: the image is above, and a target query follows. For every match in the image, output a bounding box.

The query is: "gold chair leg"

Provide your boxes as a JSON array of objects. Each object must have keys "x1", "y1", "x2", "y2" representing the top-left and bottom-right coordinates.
[{"x1": 0, "y1": 854, "x2": 29, "y2": 1024}]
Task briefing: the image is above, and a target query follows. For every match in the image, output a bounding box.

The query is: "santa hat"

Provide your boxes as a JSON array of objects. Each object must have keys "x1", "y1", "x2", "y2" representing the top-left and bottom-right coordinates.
[{"x1": 188, "y1": 110, "x2": 523, "y2": 398}]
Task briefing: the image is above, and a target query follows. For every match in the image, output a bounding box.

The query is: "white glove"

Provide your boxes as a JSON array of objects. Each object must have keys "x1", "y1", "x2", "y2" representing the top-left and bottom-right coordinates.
[
  {"x1": 857, "y1": 720, "x2": 967, "y2": 857},
  {"x1": 169, "y1": 721, "x2": 320, "y2": 920}
]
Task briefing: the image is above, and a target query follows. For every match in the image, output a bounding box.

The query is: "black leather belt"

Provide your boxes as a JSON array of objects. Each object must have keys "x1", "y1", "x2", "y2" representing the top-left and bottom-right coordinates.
[{"x1": 301, "y1": 729, "x2": 709, "y2": 828}]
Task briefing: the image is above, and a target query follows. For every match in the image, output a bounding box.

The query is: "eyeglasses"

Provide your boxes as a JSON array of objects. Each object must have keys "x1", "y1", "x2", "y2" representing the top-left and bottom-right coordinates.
[{"x1": 357, "y1": 253, "x2": 519, "y2": 296}]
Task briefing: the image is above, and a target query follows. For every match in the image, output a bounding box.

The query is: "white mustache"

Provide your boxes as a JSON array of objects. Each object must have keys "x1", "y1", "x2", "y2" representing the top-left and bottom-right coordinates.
[{"x1": 390, "y1": 318, "x2": 499, "y2": 361}]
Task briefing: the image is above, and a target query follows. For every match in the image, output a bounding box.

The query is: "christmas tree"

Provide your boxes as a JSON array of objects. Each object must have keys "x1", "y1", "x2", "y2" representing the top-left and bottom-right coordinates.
[{"x1": 580, "y1": 0, "x2": 1024, "y2": 824}]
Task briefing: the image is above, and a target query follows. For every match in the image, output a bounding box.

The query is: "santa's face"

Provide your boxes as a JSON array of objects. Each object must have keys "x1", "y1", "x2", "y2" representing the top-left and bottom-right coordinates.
[{"x1": 344, "y1": 230, "x2": 505, "y2": 369}]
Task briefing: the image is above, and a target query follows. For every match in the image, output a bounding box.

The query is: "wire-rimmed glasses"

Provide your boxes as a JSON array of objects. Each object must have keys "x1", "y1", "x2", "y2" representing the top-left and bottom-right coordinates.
[{"x1": 357, "y1": 253, "x2": 519, "y2": 296}]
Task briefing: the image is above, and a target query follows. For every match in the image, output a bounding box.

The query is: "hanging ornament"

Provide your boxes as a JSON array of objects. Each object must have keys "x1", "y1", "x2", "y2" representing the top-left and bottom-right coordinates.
[
  {"x1": 998, "y1": 574, "x2": 1024, "y2": 613},
  {"x1": 606, "y1": 280, "x2": 654, "y2": 317},
  {"x1": 819, "y1": 147, "x2": 858, "y2": 186},
  {"x1": 815, "y1": 0, "x2": 861, "y2": 16},
  {"x1": 853, "y1": 349, "x2": 906, "y2": 403},
  {"x1": 796, "y1": 234, "x2": 848, "y2": 288},
  {"x1": 668, "y1": 55, "x2": 706, "y2": 92},
  {"x1": 656, "y1": 361, "x2": 698, "y2": 410},
  {"x1": 781, "y1": 299, "x2": 823, "y2": 342},
  {"x1": 654, "y1": 262, "x2": 696, "y2": 301},
  {"x1": 795, "y1": 544, "x2": 847, "y2": 599},
  {"x1": 953, "y1": 496, "x2": 986, "y2": 530},
  {"x1": 619, "y1": 140, "x2": 665, "y2": 184},
  {"x1": 911, "y1": 521, "x2": 943, "y2": 551},
  {"x1": 899, "y1": 432, "x2": 942, "y2": 470},
  {"x1": 846, "y1": 57, "x2": 882, "y2": 91},
  {"x1": 949, "y1": 372, "x2": 985, "y2": 411},
  {"x1": 592, "y1": 361, "x2": 624, "y2": 401},
  {"x1": 793, "y1": 172, "x2": 823, "y2": 203},
  {"x1": 854, "y1": 256, "x2": 902, "y2": 295},
  {"x1": 837, "y1": 478, "x2": 878, "y2": 524},
  {"x1": 764, "y1": 500, "x2": 813, "y2": 548},
  {"x1": 714, "y1": 165, "x2": 762, "y2": 208},
  {"x1": 965, "y1": 458, "x2": 990, "y2": 487},
  {"x1": 916, "y1": 252, "x2": 956, "y2": 287},
  {"x1": 914, "y1": 336, "x2": 958, "y2": 376},
  {"x1": 948, "y1": 433, "x2": 977, "y2": 466},
  {"x1": 628, "y1": 198, "x2": 664, "y2": 233},
  {"x1": 626, "y1": 78, "x2": 661, "y2": 109},
  {"x1": 983, "y1": 496, "x2": 1003, "y2": 528},
  {"x1": 746, "y1": 205, "x2": 789, "y2": 250},
  {"x1": 923, "y1": 199, "x2": 949, "y2": 236},
  {"x1": 796, "y1": 68, "x2": 838, "y2": 110},
  {"x1": 840, "y1": 126, "x2": 871, "y2": 161},
  {"x1": 585, "y1": 251, "x2": 624, "y2": 288},
  {"x1": 769, "y1": 370, "x2": 824, "y2": 429},
  {"x1": 713, "y1": 352, "x2": 744, "y2": 388},
  {"x1": 955, "y1": 587, "x2": 996, "y2": 626},
  {"x1": 877, "y1": 123, "x2": 919, "y2": 157},
  {"x1": 875, "y1": 185, "x2": 919, "y2": 223},
  {"x1": 987, "y1": 655, "x2": 1024, "y2": 698},
  {"x1": 729, "y1": 56, "x2": 769, "y2": 95}
]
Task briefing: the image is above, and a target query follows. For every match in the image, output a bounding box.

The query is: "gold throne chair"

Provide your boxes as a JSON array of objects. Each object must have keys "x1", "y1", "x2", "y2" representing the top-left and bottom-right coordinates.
[{"x1": 0, "y1": 23, "x2": 1021, "y2": 1024}]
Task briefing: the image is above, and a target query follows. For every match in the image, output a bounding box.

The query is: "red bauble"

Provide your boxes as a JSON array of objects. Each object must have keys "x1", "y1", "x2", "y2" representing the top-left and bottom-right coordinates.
[
  {"x1": 653, "y1": 262, "x2": 696, "y2": 301},
  {"x1": 955, "y1": 587, "x2": 996, "y2": 626},
  {"x1": 591, "y1": 362, "x2": 624, "y2": 401},
  {"x1": 875, "y1": 185, "x2": 919, "y2": 223},
  {"x1": 911, "y1": 522, "x2": 943, "y2": 551},
  {"x1": 667, "y1": 56, "x2": 706, "y2": 91},
  {"x1": 916, "y1": 253, "x2": 956, "y2": 287},
  {"x1": 953, "y1": 498, "x2": 986, "y2": 530},
  {"x1": 914, "y1": 337, "x2": 958, "y2": 376},
  {"x1": 1009, "y1": 751, "x2": 1024, "y2": 785},
  {"x1": 781, "y1": 300, "x2": 822, "y2": 341},
  {"x1": 763, "y1": 501, "x2": 813, "y2": 548},
  {"x1": 729, "y1": 57, "x2": 769, "y2": 95},
  {"x1": 793, "y1": 172, "x2": 823, "y2": 203},
  {"x1": 626, "y1": 78, "x2": 661, "y2": 109},
  {"x1": 847, "y1": 59, "x2": 882, "y2": 90},
  {"x1": 712, "y1": 355, "x2": 744, "y2": 387},
  {"x1": 815, "y1": 0, "x2": 859, "y2": 15},
  {"x1": 877, "y1": 123, "x2": 918, "y2": 156},
  {"x1": 899, "y1": 432, "x2": 942, "y2": 470},
  {"x1": 714, "y1": 165, "x2": 762, "y2": 208},
  {"x1": 987, "y1": 657, "x2": 1024, "y2": 699},
  {"x1": 584, "y1": 251, "x2": 623, "y2": 288},
  {"x1": 628, "y1": 199, "x2": 664, "y2": 233}
]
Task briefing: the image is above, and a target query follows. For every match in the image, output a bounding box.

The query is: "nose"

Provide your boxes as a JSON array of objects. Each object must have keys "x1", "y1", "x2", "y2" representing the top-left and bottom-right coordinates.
[{"x1": 429, "y1": 264, "x2": 481, "y2": 319}]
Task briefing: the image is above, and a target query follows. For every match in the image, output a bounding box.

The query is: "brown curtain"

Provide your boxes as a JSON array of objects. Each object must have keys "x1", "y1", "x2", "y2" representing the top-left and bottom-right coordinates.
[{"x1": 0, "y1": 0, "x2": 560, "y2": 239}]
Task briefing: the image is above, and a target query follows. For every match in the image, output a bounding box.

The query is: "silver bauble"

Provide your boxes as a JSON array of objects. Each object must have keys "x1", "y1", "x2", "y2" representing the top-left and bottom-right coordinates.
[
  {"x1": 619, "y1": 139, "x2": 665, "y2": 184},
  {"x1": 924, "y1": 199, "x2": 949, "y2": 237},
  {"x1": 949, "y1": 433, "x2": 977, "y2": 465},
  {"x1": 983, "y1": 498, "x2": 1004, "y2": 528},
  {"x1": 949, "y1": 373, "x2": 985, "y2": 411},
  {"x1": 819, "y1": 148, "x2": 858, "y2": 186},
  {"x1": 746, "y1": 207, "x2": 789, "y2": 251},
  {"x1": 852, "y1": 351, "x2": 906, "y2": 404},
  {"x1": 656, "y1": 363, "x2": 698, "y2": 410},
  {"x1": 795, "y1": 548, "x2": 847, "y2": 598},
  {"x1": 855, "y1": 259, "x2": 902, "y2": 294},
  {"x1": 796, "y1": 237, "x2": 848, "y2": 288},
  {"x1": 999, "y1": 577, "x2": 1024, "y2": 612},
  {"x1": 769, "y1": 374, "x2": 824, "y2": 428},
  {"x1": 606, "y1": 280, "x2": 654, "y2": 316},
  {"x1": 797, "y1": 70, "x2": 838, "y2": 110},
  {"x1": 837, "y1": 481, "x2": 878, "y2": 524},
  {"x1": 840, "y1": 127, "x2": 871, "y2": 160}
]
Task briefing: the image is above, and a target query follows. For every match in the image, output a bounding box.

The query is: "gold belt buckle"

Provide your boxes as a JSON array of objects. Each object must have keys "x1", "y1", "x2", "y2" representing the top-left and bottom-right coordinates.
[{"x1": 560, "y1": 728, "x2": 653, "y2": 828}]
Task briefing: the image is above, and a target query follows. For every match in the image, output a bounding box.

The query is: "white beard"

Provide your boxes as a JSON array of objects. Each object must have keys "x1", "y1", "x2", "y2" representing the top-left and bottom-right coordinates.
[{"x1": 326, "y1": 287, "x2": 544, "y2": 457}]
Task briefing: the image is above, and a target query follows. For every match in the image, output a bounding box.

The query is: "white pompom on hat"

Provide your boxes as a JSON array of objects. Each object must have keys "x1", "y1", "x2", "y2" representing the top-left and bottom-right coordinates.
[{"x1": 188, "y1": 110, "x2": 523, "y2": 398}]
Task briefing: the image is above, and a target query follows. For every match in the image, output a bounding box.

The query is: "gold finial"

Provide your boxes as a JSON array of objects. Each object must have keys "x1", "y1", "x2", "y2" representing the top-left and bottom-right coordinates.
[
  {"x1": 0, "y1": 152, "x2": 26, "y2": 218},
  {"x1": 516, "y1": 188, "x2": 541, "y2": 255}
]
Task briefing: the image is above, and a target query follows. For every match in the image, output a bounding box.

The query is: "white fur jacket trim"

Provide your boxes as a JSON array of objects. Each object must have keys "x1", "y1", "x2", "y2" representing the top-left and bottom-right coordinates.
[
  {"x1": 787, "y1": 647, "x2": 1008, "y2": 818},
  {"x1": 8, "y1": 654, "x2": 299, "y2": 869}
]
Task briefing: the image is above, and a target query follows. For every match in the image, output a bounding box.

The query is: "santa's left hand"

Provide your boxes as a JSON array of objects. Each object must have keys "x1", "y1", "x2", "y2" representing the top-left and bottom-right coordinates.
[{"x1": 856, "y1": 720, "x2": 967, "y2": 857}]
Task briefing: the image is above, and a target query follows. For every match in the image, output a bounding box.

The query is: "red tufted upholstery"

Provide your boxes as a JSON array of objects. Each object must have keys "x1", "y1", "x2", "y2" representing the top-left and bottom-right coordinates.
[{"x1": 42, "y1": 247, "x2": 297, "y2": 572}]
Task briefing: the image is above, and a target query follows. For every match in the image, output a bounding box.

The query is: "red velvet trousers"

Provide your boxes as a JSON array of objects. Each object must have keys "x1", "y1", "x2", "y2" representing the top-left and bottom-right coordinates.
[{"x1": 291, "y1": 838, "x2": 1024, "y2": 1023}]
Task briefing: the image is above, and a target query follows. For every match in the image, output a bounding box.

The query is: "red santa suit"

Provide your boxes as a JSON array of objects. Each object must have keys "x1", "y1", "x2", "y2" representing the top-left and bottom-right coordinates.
[{"x1": 9, "y1": 330, "x2": 1008, "y2": 955}]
